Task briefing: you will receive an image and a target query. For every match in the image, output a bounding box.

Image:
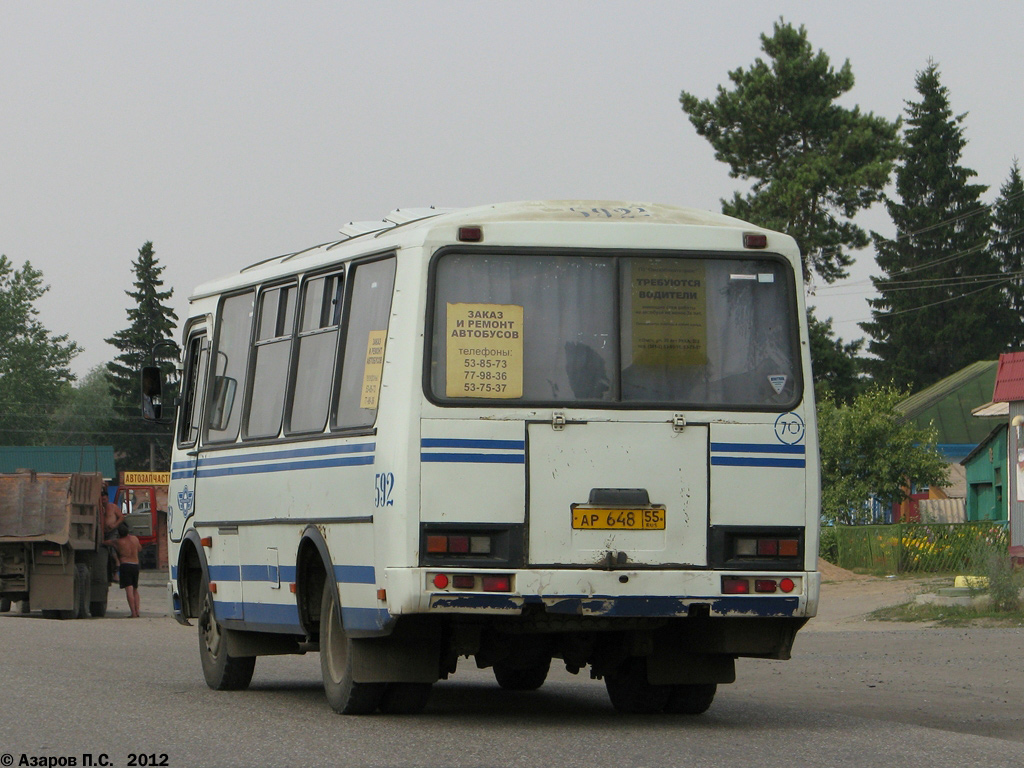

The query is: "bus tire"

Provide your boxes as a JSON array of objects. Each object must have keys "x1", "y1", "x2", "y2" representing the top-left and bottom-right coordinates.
[
  {"x1": 604, "y1": 658, "x2": 671, "y2": 714},
  {"x1": 319, "y1": 585, "x2": 384, "y2": 715},
  {"x1": 493, "y1": 658, "x2": 550, "y2": 691},
  {"x1": 665, "y1": 683, "x2": 717, "y2": 715},
  {"x1": 198, "y1": 582, "x2": 255, "y2": 690},
  {"x1": 379, "y1": 683, "x2": 432, "y2": 715},
  {"x1": 0, "y1": 597, "x2": 10, "y2": 612}
]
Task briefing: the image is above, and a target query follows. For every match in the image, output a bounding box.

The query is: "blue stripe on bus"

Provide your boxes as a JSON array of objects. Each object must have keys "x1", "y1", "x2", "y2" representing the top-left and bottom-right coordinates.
[
  {"x1": 212, "y1": 601, "x2": 389, "y2": 633},
  {"x1": 212, "y1": 600, "x2": 245, "y2": 621},
  {"x1": 433, "y1": 594, "x2": 800, "y2": 618},
  {"x1": 341, "y1": 606, "x2": 392, "y2": 632},
  {"x1": 205, "y1": 564, "x2": 370, "y2": 585},
  {"x1": 170, "y1": 443, "x2": 375, "y2": 479},
  {"x1": 208, "y1": 565, "x2": 240, "y2": 581},
  {"x1": 421, "y1": 453, "x2": 525, "y2": 464},
  {"x1": 194, "y1": 456, "x2": 373, "y2": 479},
  {"x1": 710, "y1": 456, "x2": 806, "y2": 468},
  {"x1": 235, "y1": 601, "x2": 301, "y2": 627},
  {"x1": 710, "y1": 442, "x2": 804, "y2": 454},
  {"x1": 334, "y1": 564, "x2": 376, "y2": 584},
  {"x1": 197, "y1": 443, "x2": 375, "y2": 467},
  {"x1": 421, "y1": 438, "x2": 525, "y2": 450}
]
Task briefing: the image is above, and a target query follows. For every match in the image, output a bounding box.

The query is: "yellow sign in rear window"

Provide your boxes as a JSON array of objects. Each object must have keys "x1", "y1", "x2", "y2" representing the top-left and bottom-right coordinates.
[
  {"x1": 630, "y1": 260, "x2": 707, "y2": 366},
  {"x1": 446, "y1": 303, "x2": 523, "y2": 398}
]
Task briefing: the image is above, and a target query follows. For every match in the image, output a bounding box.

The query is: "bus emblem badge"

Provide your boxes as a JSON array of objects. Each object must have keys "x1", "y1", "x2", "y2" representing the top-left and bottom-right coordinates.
[{"x1": 177, "y1": 484, "x2": 195, "y2": 522}]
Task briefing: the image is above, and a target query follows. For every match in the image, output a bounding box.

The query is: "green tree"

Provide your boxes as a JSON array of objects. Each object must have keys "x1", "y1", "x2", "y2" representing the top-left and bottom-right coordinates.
[
  {"x1": 47, "y1": 365, "x2": 118, "y2": 445},
  {"x1": 990, "y1": 160, "x2": 1024, "y2": 349},
  {"x1": 807, "y1": 307, "x2": 864, "y2": 405},
  {"x1": 863, "y1": 63, "x2": 1013, "y2": 391},
  {"x1": 105, "y1": 242, "x2": 179, "y2": 472},
  {"x1": 0, "y1": 255, "x2": 80, "y2": 444},
  {"x1": 818, "y1": 387, "x2": 948, "y2": 525},
  {"x1": 680, "y1": 19, "x2": 900, "y2": 283}
]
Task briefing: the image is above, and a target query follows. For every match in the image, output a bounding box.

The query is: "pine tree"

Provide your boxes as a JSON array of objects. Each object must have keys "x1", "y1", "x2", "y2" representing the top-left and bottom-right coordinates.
[
  {"x1": 680, "y1": 19, "x2": 900, "y2": 283},
  {"x1": 807, "y1": 308, "x2": 865, "y2": 405},
  {"x1": 105, "y1": 242, "x2": 179, "y2": 472},
  {"x1": 990, "y1": 160, "x2": 1024, "y2": 350},
  {"x1": 862, "y1": 63, "x2": 1012, "y2": 391}
]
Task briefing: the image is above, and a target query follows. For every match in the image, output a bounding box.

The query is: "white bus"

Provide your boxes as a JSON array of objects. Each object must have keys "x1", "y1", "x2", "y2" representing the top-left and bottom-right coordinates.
[{"x1": 143, "y1": 201, "x2": 820, "y2": 716}]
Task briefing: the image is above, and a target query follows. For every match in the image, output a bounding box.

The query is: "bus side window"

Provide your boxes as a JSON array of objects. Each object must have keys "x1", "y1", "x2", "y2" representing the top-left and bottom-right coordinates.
[
  {"x1": 177, "y1": 334, "x2": 208, "y2": 447},
  {"x1": 206, "y1": 291, "x2": 255, "y2": 444},
  {"x1": 244, "y1": 284, "x2": 296, "y2": 439},
  {"x1": 288, "y1": 272, "x2": 344, "y2": 434},
  {"x1": 332, "y1": 257, "x2": 396, "y2": 429}
]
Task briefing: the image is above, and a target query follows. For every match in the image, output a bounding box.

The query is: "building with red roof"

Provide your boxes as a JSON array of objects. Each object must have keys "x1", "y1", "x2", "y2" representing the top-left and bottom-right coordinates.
[{"x1": 992, "y1": 351, "x2": 1024, "y2": 562}]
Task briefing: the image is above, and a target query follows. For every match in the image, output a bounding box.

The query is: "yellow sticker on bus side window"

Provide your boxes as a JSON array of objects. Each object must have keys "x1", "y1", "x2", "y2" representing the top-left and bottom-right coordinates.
[
  {"x1": 446, "y1": 303, "x2": 524, "y2": 398},
  {"x1": 630, "y1": 261, "x2": 707, "y2": 366},
  {"x1": 360, "y1": 330, "x2": 387, "y2": 409}
]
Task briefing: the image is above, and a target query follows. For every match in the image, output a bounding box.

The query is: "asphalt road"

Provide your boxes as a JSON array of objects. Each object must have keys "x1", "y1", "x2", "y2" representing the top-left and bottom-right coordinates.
[{"x1": 0, "y1": 576, "x2": 1021, "y2": 768}]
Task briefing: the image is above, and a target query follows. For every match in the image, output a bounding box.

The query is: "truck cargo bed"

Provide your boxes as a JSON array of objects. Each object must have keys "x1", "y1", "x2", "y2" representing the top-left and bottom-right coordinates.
[{"x1": 0, "y1": 472, "x2": 103, "y2": 549}]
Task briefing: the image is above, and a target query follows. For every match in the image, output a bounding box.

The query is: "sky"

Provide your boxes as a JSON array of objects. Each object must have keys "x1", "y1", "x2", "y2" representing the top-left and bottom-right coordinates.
[{"x1": 2, "y1": 1, "x2": 1022, "y2": 379}]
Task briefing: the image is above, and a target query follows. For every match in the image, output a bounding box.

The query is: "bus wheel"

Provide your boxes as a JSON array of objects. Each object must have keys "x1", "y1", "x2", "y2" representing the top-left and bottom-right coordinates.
[
  {"x1": 379, "y1": 683, "x2": 432, "y2": 715},
  {"x1": 665, "y1": 683, "x2": 717, "y2": 715},
  {"x1": 493, "y1": 658, "x2": 550, "y2": 691},
  {"x1": 604, "y1": 658, "x2": 671, "y2": 714},
  {"x1": 198, "y1": 583, "x2": 255, "y2": 690},
  {"x1": 319, "y1": 585, "x2": 385, "y2": 714}
]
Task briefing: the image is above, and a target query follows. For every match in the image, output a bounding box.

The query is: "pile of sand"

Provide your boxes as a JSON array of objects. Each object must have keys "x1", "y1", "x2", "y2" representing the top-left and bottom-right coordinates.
[{"x1": 817, "y1": 557, "x2": 871, "y2": 582}]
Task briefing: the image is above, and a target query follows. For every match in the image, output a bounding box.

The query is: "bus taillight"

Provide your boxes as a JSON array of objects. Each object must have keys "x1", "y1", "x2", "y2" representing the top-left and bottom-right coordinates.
[{"x1": 721, "y1": 577, "x2": 750, "y2": 595}]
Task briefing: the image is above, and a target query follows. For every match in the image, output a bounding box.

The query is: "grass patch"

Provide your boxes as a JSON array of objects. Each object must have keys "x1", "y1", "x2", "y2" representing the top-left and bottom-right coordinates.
[{"x1": 869, "y1": 601, "x2": 1024, "y2": 627}]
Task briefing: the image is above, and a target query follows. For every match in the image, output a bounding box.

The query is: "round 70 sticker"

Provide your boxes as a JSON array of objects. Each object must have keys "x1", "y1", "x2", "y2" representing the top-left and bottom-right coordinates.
[{"x1": 774, "y1": 412, "x2": 805, "y2": 445}]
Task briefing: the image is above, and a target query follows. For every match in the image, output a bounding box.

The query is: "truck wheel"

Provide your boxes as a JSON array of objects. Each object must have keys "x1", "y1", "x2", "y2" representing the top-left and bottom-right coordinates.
[
  {"x1": 665, "y1": 683, "x2": 717, "y2": 715},
  {"x1": 198, "y1": 581, "x2": 255, "y2": 690},
  {"x1": 51, "y1": 567, "x2": 86, "y2": 620},
  {"x1": 20, "y1": 599, "x2": 30, "y2": 614},
  {"x1": 89, "y1": 590, "x2": 109, "y2": 618},
  {"x1": 320, "y1": 584, "x2": 385, "y2": 714},
  {"x1": 75, "y1": 564, "x2": 90, "y2": 619},
  {"x1": 493, "y1": 658, "x2": 551, "y2": 691},
  {"x1": 0, "y1": 597, "x2": 10, "y2": 612},
  {"x1": 604, "y1": 657, "x2": 671, "y2": 714}
]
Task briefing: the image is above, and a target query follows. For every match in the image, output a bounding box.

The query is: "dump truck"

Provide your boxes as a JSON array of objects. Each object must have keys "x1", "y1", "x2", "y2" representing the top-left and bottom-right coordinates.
[{"x1": 0, "y1": 470, "x2": 113, "y2": 619}]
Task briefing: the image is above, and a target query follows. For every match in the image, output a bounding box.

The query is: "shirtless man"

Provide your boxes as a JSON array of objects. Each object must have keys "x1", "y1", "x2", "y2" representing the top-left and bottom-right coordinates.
[
  {"x1": 100, "y1": 484, "x2": 122, "y2": 575},
  {"x1": 113, "y1": 522, "x2": 142, "y2": 617},
  {"x1": 101, "y1": 488, "x2": 121, "y2": 537}
]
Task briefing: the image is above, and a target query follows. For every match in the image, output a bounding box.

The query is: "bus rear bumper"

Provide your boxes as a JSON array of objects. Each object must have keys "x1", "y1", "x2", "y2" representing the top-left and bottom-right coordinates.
[{"x1": 386, "y1": 567, "x2": 821, "y2": 620}]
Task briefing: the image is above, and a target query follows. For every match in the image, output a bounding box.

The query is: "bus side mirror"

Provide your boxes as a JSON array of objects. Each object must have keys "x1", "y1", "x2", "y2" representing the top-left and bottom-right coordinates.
[
  {"x1": 141, "y1": 366, "x2": 171, "y2": 423},
  {"x1": 208, "y1": 375, "x2": 238, "y2": 432}
]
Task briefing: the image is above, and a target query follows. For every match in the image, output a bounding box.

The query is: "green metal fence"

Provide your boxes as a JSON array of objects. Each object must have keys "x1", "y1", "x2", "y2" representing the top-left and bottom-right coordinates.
[{"x1": 833, "y1": 522, "x2": 1009, "y2": 575}]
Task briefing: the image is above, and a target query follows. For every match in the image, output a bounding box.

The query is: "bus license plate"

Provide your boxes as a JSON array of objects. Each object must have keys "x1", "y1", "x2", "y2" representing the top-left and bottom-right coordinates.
[{"x1": 571, "y1": 507, "x2": 665, "y2": 530}]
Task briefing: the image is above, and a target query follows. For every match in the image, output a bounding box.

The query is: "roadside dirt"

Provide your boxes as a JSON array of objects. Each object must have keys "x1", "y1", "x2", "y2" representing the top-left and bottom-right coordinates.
[{"x1": 810, "y1": 558, "x2": 941, "y2": 632}]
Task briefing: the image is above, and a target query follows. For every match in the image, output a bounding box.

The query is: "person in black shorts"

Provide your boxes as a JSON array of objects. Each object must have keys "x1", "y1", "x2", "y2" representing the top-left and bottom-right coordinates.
[{"x1": 113, "y1": 522, "x2": 142, "y2": 617}]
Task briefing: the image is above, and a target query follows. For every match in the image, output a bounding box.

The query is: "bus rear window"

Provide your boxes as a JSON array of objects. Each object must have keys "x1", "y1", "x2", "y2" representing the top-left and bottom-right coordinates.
[{"x1": 428, "y1": 252, "x2": 800, "y2": 408}]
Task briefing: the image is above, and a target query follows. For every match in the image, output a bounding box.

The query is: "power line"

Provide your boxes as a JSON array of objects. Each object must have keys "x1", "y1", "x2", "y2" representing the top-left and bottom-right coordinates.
[{"x1": 866, "y1": 276, "x2": 1014, "y2": 319}]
